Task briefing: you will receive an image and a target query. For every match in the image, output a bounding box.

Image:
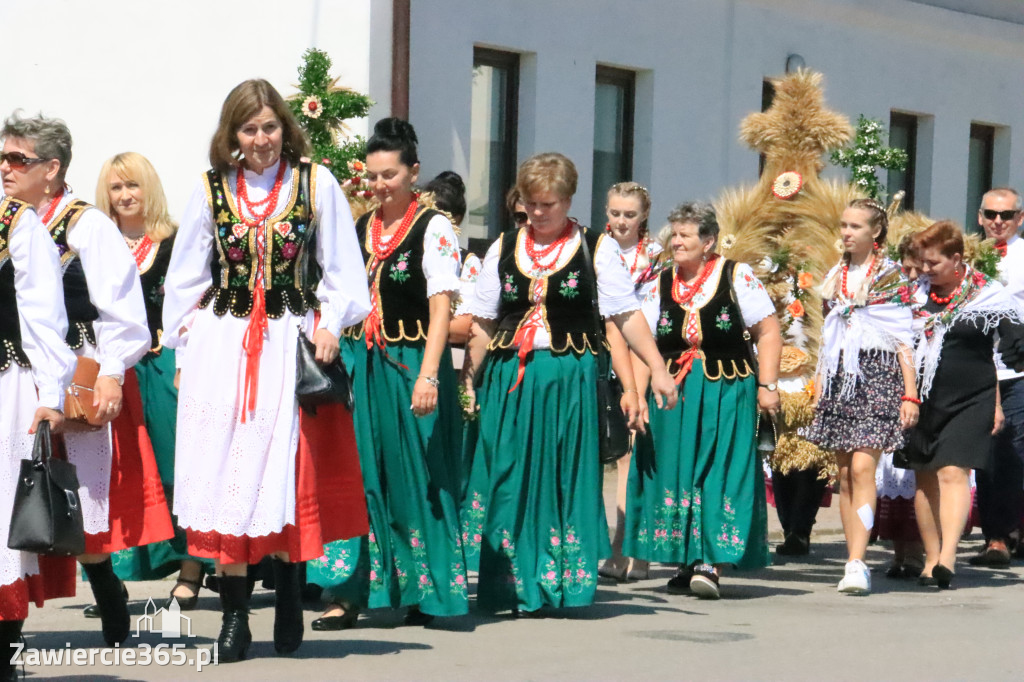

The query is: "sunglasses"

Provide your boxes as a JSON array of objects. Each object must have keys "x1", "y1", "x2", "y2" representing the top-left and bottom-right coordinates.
[
  {"x1": 0, "y1": 151, "x2": 49, "y2": 170},
  {"x1": 513, "y1": 211, "x2": 528, "y2": 225},
  {"x1": 981, "y1": 209, "x2": 1020, "y2": 221}
]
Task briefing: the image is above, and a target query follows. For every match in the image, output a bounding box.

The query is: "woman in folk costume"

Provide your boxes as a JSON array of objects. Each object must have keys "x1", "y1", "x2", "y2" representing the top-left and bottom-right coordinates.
[
  {"x1": 309, "y1": 118, "x2": 468, "y2": 631},
  {"x1": 465, "y1": 153, "x2": 677, "y2": 616},
  {"x1": 0, "y1": 113, "x2": 171, "y2": 646},
  {"x1": 93, "y1": 152, "x2": 212, "y2": 610},
  {"x1": 161, "y1": 80, "x2": 371, "y2": 661},
  {"x1": 899, "y1": 221, "x2": 1024, "y2": 588},
  {"x1": 0, "y1": 195, "x2": 76, "y2": 681},
  {"x1": 624, "y1": 202, "x2": 782, "y2": 599},
  {"x1": 599, "y1": 181, "x2": 662, "y2": 583},
  {"x1": 807, "y1": 198, "x2": 918, "y2": 596}
]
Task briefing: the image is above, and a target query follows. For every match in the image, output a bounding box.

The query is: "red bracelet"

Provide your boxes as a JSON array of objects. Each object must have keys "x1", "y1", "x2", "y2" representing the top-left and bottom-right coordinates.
[{"x1": 901, "y1": 395, "x2": 921, "y2": 405}]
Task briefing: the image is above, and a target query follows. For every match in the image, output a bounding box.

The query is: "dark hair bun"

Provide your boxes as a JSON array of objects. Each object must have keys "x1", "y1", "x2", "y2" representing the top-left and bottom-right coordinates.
[
  {"x1": 432, "y1": 170, "x2": 464, "y2": 193},
  {"x1": 373, "y1": 117, "x2": 418, "y2": 145}
]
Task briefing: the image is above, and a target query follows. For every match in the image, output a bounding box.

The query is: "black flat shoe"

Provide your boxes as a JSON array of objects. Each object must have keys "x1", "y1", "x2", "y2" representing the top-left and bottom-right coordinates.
[
  {"x1": 775, "y1": 533, "x2": 810, "y2": 557},
  {"x1": 403, "y1": 606, "x2": 434, "y2": 626},
  {"x1": 666, "y1": 566, "x2": 693, "y2": 595},
  {"x1": 511, "y1": 608, "x2": 544, "y2": 619},
  {"x1": 933, "y1": 564, "x2": 954, "y2": 590},
  {"x1": 165, "y1": 578, "x2": 201, "y2": 611},
  {"x1": 311, "y1": 605, "x2": 359, "y2": 632},
  {"x1": 917, "y1": 575, "x2": 937, "y2": 587},
  {"x1": 83, "y1": 581, "x2": 129, "y2": 619}
]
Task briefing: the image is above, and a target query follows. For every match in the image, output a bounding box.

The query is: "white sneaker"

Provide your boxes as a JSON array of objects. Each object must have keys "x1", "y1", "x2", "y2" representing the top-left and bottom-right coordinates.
[{"x1": 837, "y1": 559, "x2": 871, "y2": 595}]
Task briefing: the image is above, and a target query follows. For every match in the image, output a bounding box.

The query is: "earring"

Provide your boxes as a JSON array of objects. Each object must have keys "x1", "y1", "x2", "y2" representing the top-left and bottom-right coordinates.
[
  {"x1": 605, "y1": 222, "x2": 611, "y2": 233},
  {"x1": 873, "y1": 240, "x2": 879, "y2": 251}
]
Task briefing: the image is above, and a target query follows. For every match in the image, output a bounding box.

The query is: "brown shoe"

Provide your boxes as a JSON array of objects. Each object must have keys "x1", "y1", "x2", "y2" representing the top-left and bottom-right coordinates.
[{"x1": 969, "y1": 540, "x2": 1011, "y2": 567}]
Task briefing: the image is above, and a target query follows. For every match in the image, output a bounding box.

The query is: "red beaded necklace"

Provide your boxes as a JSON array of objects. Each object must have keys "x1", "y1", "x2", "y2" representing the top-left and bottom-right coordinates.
[
  {"x1": 370, "y1": 198, "x2": 419, "y2": 261},
  {"x1": 128, "y1": 234, "x2": 155, "y2": 270},
  {"x1": 235, "y1": 162, "x2": 287, "y2": 227},
  {"x1": 524, "y1": 220, "x2": 575, "y2": 271},
  {"x1": 841, "y1": 255, "x2": 876, "y2": 299},
  {"x1": 929, "y1": 275, "x2": 965, "y2": 306},
  {"x1": 672, "y1": 254, "x2": 719, "y2": 307},
  {"x1": 40, "y1": 188, "x2": 65, "y2": 225},
  {"x1": 627, "y1": 239, "x2": 645, "y2": 276}
]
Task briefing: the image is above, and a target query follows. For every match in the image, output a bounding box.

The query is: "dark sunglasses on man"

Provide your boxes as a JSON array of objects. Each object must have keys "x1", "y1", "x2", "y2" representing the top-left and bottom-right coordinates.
[
  {"x1": 981, "y1": 208, "x2": 1020, "y2": 221},
  {"x1": 0, "y1": 151, "x2": 49, "y2": 170}
]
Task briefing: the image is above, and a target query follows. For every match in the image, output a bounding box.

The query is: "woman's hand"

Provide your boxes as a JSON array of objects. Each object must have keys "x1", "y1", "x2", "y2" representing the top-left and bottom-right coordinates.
[
  {"x1": 758, "y1": 387, "x2": 781, "y2": 416},
  {"x1": 29, "y1": 407, "x2": 64, "y2": 434},
  {"x1": 312, "y1": 328, "x2": 339, "y2": 365},
  {"x1": 649, "y1": 368, "x2": 678, "y2": 410},
  {"x1": 620, "y1": 390, "x2": 641, "y2": 432},
  {"x1": 637, "y1": 397, "x2": 650, "y2": 434},
  {"x1": 993, "y1": 403, "x2": 1005, "y2": 435},
  {"x1": 412, "y1": 376, "x2": 439, "y2": 417},
  {"x1": 899, "y1": 400, "x2": 919, "y2": 431},
  {"x1": 93, "y1": 375, "x2": 123, "y2": 424},
  {"x1": 174, "y1": 369, "x2": 181, "y2": 390}
]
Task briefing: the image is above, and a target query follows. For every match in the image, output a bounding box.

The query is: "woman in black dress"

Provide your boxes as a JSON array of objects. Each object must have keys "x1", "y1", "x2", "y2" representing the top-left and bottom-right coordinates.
[{"x1": 902, "y1": 221, "x2": 1024, "y2": 588}]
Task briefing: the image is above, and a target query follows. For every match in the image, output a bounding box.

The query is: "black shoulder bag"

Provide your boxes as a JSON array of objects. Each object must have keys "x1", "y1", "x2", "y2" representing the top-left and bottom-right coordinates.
[
  {"x1": 578, "y1": 229, "x2": 631, "y2": 464},
  {"x1": 294, "y1": 162, "x2": 354, "y2": 412},
  {"x1": 724, "y1": 260, "x2": 779, "y2": 454},
  {"x1": 8, "y1": 421, "x2": 86, "y2": 556}
]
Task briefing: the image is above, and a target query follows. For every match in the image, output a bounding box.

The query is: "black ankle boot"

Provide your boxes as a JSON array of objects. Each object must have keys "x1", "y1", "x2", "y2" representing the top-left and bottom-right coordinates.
[
  {"x1": 0, "y1": 620, "x2": 23, "y2": 681},
  {"x1": 82, "y1": 559, "x2": 130, "y2": 646},
  {"x1": 271, "y1": 558, "x2": 304, "y2": 655},
  {"x1": 217, "y1": 575, "x2": 252, "y2": 663}
]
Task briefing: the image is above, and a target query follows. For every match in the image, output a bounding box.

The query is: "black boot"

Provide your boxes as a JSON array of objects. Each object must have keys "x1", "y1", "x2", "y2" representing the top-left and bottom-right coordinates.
[
  {"x1": 0, "y1": 620, "x2": 23, "y2": 682},
  {"x1": 271, "y1": 558, "x2": 304, "y2": 655},
  {"x1": 217, "y1": 575, "x2": 252, "y2": 663},
  {"x1": 82, "y1": 559, "x2": 130, "y2": 646}
]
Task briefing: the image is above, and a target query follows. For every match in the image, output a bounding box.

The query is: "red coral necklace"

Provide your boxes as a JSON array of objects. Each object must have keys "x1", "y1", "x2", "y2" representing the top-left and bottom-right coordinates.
[
  {"x1": 672, "y1": 255, "x2": 718, "y2": 307},
  {"x1": 41, "y1": 188, "x2": 65, "y2": 225},
  {"x1": 370, "y1": 197, "x2": 419, "y2": 261},
  {"x1": 235, "y1": 162, "x2": 287, "y2": 227},
  {"x1": 525, "y1": 220, "x2": 574, "y2": 271},
  {"x1": 628, "y1": 238, "x2": 645, "y2": 276},
  {"x1": 841, "y1": 255, "x2": 876, "y2": 299}
]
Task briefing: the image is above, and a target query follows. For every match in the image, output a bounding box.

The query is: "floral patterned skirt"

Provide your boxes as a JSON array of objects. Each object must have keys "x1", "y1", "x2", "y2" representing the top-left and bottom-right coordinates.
[
  {"x1": 475, "y1": 351, "x2": 609, "y2": 612},
  {"x1": 623, "y1": 359, "x2": 769, "y2": 569},
  {"x1": 806, "y1": 350, "x2": 905, "y2": 453},
  {"x1": 305, "y1": 340, "x2": 468, "y2": 616}
]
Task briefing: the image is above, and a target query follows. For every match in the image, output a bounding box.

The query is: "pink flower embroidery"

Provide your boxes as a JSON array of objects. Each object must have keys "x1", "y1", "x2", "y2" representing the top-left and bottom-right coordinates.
[
  {"x1": 397, "y1": 261, "x2": 408, "y2": 271},
  {"x1": 455, "y1": 574, "x2": 465, "y2": 585},
  {"x1": 419, "y1": 575, "x2": 429, "y2": 585},
  {"x1": 566, "y1": 534, "x2": 576, "y2": 543},
  {"x1": 504, "y1": 282, "x2": 513, "y2": 292},
  {"x1": 472, "y1": 500, "x2": 482, "y2": 510},
  {"x1": 473, "y1": 534, "x2": 481, "y2": 543},
  {"x1": 369, "y1": 570, "x2": 378, "y2": 580},
  {"x1": 411, "y1": 537, "x2": 421, "y2": 547},
  {"x1": 664, "y1": 497, "x2": 674, "y2": 506},
  {"x1": 545, "y1": 571, "x2": 556, "y2": 580},
  {"x1": 227, "y1": 247, "x2": 244, "y2": 261},
  {"x1": 567, "y1": 278, "x2": 578, "y2": 288},
  {"x1": 550, "y1": 536, "x2": 560, "y2": 546},
  {"x1": 281, "y1": 242, "x2": 299, "y2": 259},
  {"x1": 501, "y1": 538, "x2": 510, "y2": 548}
]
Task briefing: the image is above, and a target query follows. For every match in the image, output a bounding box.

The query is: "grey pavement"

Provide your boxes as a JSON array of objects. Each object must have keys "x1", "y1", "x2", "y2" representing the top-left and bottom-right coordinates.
[{"x1": 19, "y1": 480, "x2": 1024, "y2": 681}]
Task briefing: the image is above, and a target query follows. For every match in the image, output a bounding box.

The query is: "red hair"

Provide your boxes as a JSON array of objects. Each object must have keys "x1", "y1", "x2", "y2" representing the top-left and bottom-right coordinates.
[{"x1": 911, "y1": 220, "x2": 964, "y2": 259}]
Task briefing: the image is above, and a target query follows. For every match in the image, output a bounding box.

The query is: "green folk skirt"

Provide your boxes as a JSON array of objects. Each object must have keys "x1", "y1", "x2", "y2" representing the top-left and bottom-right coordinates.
[
  {"x1": 110, "y1": 349, "x2": 209, "y2": 581},
  {"x1": 623, "y1": 358, "x2": 769, "y2": 569},
  {"x1": 306, "y1": 339, "x2": 468, "y2": 616},
  {"x1": 475, "y1": 350, "x2": 610, "y2": 612}
]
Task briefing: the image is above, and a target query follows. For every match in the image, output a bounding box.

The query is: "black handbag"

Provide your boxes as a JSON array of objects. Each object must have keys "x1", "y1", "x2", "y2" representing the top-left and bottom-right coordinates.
[
  {"x1": 578, "y1": 229, "x2": 631, "y2": 465},
  {"x1": 725, "y1": 260, "x2": 780, "y2": 454},
  {"x1": 293, "y1": 161, "x2": 353, "y2": 413},
  {"x1": 8, "y1": 421, "x2": 86, "y2": 556}
]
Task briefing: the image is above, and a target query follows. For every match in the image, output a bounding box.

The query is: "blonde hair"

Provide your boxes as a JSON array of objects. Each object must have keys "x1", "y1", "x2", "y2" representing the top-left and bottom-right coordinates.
[
  {"x1": 516, "y1": 152, "x2": 578, "y2": 201},
  {"x1": 95, "y1": 152, "x2": 176, "y2": 242},
  {"x1": 607, "y1": 181, "x2": 651, "y2": 237}
]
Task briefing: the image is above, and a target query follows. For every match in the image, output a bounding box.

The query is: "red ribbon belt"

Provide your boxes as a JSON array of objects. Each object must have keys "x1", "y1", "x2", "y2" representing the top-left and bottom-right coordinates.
[{"x1": 672, "y1": 348, "x2": 701, "y2": 386}]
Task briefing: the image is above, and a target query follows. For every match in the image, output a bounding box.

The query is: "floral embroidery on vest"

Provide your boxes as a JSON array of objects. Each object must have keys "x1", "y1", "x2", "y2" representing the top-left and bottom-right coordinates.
[
  {"x1": 715, "y1": 306, "x2": 733, "y2": 331},
  {"x1": 501, "y1": 274, "x2": 519, "y2": 302},
  {"x1": 558, "y1": 271, "x2": 581, "y2": 299},
  {"x1": 657, "y1": 313, "x2": 673, "y2": 337},
  {"x1": 389, "y1": 250, "x2": 412, "y2": 283}
]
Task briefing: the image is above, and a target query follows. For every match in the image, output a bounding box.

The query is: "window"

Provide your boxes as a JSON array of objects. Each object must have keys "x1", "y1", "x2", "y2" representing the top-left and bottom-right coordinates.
[
  {"x1": 591, "y1": 66, "x2": 635, "y2": 230},
  {"x1": 467, "y1": 48, "x2": 519, "y2": 251},
  {"x1": 966, "y1": 123, "x2": 995, "y2": 233},
  {"x1": 887, "y1": 112, "x2": 918, "y2": 210},
  {"x1": 759, "y1": 79, "x2": 776, "y2": 176}
]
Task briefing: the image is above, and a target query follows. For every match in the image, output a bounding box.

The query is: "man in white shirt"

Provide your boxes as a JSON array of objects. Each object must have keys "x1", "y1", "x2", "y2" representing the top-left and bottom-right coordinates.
[{"x1": 971, "y1": 187, "x2": 1024, "y2": 567}]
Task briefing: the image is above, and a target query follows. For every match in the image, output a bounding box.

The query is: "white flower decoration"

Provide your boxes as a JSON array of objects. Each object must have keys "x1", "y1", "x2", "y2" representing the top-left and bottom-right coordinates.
[
  {"x1": 302, "y1": 95, "x2": 323, "y2": 119},
  {"x1": 772, "y1": 171, "x2": 803, "y2": 199},
  {"x1": 721, "y1": 234, "x2": 737, "y2": 251}
]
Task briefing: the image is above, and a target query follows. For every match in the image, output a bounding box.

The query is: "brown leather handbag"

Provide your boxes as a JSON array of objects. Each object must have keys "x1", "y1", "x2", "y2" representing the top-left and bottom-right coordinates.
[{"x1": 64, "y1": 357, "x2": 104, "y2": 431}]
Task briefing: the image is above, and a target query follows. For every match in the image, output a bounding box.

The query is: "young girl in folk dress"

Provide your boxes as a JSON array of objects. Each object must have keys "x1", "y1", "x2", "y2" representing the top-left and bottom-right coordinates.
[{"x1": 807, "y1": 198, "x2": 917, "y2": 595}]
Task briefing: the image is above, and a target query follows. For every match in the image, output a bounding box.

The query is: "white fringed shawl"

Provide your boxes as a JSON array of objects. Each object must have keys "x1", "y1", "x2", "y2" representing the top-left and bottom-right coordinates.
[
  {"x1": 817, "y1": 257, "x2": 915, "y2": 400},
  {"x1": 914, "y1": 268, "x2": 1024, "y2": 399}
]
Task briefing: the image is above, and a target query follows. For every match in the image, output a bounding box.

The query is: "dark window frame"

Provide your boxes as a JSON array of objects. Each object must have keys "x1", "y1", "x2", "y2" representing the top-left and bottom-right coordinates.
[
  {"x1": 471, "y1": 47, "x2": 520, "y2": 244},
  {"x1": 967, "y1": 123, "x2": 996, "y2": 234},
  {"x1": 888, "y1": 112, "x2": 918, "y2": 211},
  {"x1": 591, "y1": 65, "x2": 636, "y2": 229}
]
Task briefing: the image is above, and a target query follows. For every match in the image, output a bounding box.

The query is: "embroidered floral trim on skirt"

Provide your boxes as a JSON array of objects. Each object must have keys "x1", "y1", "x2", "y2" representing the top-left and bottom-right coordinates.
[
  {"x1": 623, "y1": 359, "x2": 769, "y2": 569},
  {"x1": 807, "y1": 350, "x2": 905, "y2": 453},
  {"x1": 474, "y1": 350, "x2": 610, "y2": 613},
  {"x1": 306, "y1": 339, "x2": 468, "y2": 617}
]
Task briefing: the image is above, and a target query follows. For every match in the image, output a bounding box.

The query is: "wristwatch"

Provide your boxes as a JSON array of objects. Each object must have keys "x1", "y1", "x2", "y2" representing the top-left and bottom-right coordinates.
[{"x1": 758, "y1": 382, "x2": 778, "y2": 391}]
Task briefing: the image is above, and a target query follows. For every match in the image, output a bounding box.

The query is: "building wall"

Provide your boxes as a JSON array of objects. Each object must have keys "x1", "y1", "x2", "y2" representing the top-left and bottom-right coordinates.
[
  {"x1": 407, "y1": 0, "x2": 1024, "y2": 246},
  {"x1": 0, "y1": 0, "x2": 376, "y2": 217}
]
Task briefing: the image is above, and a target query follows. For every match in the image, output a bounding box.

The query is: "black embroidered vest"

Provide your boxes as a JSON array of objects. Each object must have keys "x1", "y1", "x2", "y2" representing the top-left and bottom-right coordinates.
[
  {"x1": 197, "y1": 163, "x2": 318, "y2": 319},
  {"x1": 0, "y1": 198, "x2": 32, "y2": 371},
  {"x1": 489, "y1": 226, "x2": 602, "y2": 357},
  {"x1": 344, "y1": 206, "x2": 435, "y2": 343},
  {"x1": 654, "y1": 259, "x2": 753, "y2": 380},
  {"x1": 138, "y1": 234, "x2": 175, "y2": 349},
  {"x1": 48, "y1": 199, "x2": 99, "y2": 349}
]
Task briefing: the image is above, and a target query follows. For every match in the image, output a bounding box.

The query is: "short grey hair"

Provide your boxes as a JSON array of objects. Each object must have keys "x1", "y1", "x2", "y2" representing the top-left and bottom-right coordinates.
[
  {"x1": 980, "y1": 187, "x2": 1022, "y2": 212},
  {"x1": 667, "y1": 201, "x2": 719, "y2": 243},
  {"x1": 1, "y1": 111, "x2": 73, "y2": 181}
]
